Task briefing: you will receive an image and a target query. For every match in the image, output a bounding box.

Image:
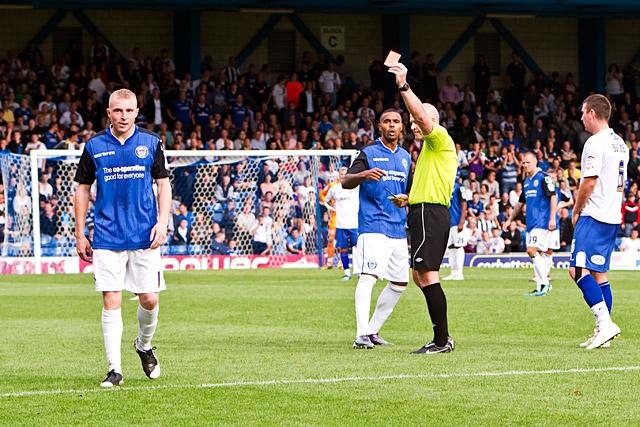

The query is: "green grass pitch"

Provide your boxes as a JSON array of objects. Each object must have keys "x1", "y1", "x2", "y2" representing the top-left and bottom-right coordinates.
[{"x1": 1, "y1": 267, "x2": 640, "y2": 426}]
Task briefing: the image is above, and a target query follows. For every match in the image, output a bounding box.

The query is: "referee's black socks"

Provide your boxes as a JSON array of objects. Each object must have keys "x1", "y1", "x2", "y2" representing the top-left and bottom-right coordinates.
[{"x1": 421, "y1": 283, "x2": 448, "y2": 347}]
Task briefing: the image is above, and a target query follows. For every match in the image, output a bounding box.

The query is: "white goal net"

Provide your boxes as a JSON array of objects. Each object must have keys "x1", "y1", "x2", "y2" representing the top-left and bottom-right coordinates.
[{"x1": 0, "y1": 149, "x2": 356, "y2": 274}]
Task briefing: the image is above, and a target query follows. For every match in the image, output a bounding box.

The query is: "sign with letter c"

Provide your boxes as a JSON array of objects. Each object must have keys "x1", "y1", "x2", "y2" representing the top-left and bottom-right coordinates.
[{"x1": 321, "y1": 26, "x2": 345, "y2": 51}]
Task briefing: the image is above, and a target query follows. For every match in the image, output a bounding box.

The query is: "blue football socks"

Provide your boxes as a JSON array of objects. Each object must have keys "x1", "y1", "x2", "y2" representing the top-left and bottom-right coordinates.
[
  {"x1": 599, "y1": 281, "x2": 612, "y2": 313},
  {"x1": 577, "y1": 274, "x2": 605, "y2": 308}
]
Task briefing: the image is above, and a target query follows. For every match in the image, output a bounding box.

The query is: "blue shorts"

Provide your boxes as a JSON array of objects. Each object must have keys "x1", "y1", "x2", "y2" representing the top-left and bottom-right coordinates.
[
  {"x1": 570, "y1": 216, "x2": 620, "y2": 273},
  {"x1": 335, "y1": 228, "x2": 358, "y2": 249}
]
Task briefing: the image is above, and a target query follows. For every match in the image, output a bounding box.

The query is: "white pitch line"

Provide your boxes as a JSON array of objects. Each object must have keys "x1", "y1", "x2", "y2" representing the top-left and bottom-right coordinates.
[{"x1": 2, "y1": 365, "x2": 639, "y2": 398}]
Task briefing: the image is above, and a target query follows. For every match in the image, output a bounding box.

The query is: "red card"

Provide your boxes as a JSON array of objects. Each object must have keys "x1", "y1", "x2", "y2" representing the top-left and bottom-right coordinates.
[{"x1": 384, "y1": 50, "x2": 401, "y2": 67}]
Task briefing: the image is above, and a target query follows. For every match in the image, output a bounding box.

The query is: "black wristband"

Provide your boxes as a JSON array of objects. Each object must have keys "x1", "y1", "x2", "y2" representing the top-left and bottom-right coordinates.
[{"x1": 398, "y1": 83, "x2": 410, "y2": 92}]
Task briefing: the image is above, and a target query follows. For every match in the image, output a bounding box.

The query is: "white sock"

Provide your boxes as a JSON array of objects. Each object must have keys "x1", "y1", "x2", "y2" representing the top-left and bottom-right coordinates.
[
  {"x1": 452, "y1": 247, "x2": 465, "y2": 277},
  {"x1": 369, "y1": 283, "x2": 406, "y2": 334},
  {"x1": 137, "y1": 304, "x2": 159, "y2": 351},
  {"x1": 591, "y1": 301, "x2": 612, "y2": 326},
  {"x1": 355, "y1": 274, "x2": 376, "y2": 336},
  {"x1": 344, "y1": 268, "x2": 351, "y2": 277},
  {"x1": 533, "y1": 253, "x2": 548, "y2": 289},
  {"x1": 544, "y1": 253, "x2": 552, "y2": 277},
  {"x1": 102, "y1": 308, "x2": 123, "y2": 373}
]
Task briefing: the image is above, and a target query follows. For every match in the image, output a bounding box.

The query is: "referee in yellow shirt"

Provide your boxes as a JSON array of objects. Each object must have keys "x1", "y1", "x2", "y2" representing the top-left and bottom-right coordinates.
[{"x1": 388, "y1": 61, "x2": 459, "y2": 354}]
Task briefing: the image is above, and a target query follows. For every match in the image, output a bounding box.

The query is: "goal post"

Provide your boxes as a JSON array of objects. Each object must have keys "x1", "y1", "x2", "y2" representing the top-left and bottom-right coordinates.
[{"x1": 1, "y1": 149, "x2": 357, "y2": 274}]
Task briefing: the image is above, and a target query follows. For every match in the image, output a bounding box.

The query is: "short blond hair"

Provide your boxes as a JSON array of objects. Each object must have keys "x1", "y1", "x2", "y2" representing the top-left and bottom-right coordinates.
[
  {"x1": 109, "y1": 89, "x2": 137, "y2": 109},
  {"x1": 523, "y1": 151, "x2": 537, "y2": 163}
]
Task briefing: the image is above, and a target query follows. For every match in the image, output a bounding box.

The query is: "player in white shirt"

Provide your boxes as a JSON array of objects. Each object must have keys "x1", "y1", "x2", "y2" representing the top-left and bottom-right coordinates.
[
  {"x1": 570, "y1": 94, "x2": 628, "y2": 350},
  {"x1": 325, "y1": 167, "x2": 359, "y2": 279},
  {"x1": 619, "y1": 228, "x2": 640, "y2": 252},
  {"x1": 450, "y1": 215, "x2": 480, "y2": 256}
]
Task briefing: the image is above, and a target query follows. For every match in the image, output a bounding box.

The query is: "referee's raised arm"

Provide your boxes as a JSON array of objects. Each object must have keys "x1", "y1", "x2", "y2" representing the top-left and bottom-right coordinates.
[{"x1": 388, "y1": 62, "x2": 433, "y2": 136}]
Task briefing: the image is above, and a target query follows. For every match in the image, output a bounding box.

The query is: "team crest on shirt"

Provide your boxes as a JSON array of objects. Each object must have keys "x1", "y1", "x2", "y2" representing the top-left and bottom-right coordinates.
[
  {"x1": 534, "y1": 179, "x2": 539, "y2": 187},
  {"x1": 585, "y1": 155, "x2": 595, "y2": 171},
  {"x1": 402, "y1": 158, "x2": 408, "y2": 170},
  {"x1": 135, "y1": 146, "x2": 149, "y2": 159},
  {"x1": 367, "y1": 260, "x2": 377, "y2": 269}
]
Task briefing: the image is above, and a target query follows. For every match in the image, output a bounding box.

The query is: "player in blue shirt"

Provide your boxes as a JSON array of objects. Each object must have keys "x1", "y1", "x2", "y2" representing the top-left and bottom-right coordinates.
[
  {"x1": 503, "y1": 152, "x2": 557, "y2": 296},
  {"x1": 74, "y1": 89, "x2": 172, "y2": 387},
  {"x1": 342, "y1": 109, "x2": 411, "y2": 349},
  {"x1": 443, "y1": 182, "x2": 470, "y2": 281}
]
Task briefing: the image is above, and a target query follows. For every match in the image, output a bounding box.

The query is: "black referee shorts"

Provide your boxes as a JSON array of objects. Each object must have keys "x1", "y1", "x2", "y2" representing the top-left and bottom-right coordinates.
[{"x1": 408, "y1": 203, "x2": 451, "y2": 271}]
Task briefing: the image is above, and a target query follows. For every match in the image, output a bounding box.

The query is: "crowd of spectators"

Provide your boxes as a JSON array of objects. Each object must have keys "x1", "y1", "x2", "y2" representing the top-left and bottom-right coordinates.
[{"x1": 1, "y1": 37, "x2": 640, "y2": 257}]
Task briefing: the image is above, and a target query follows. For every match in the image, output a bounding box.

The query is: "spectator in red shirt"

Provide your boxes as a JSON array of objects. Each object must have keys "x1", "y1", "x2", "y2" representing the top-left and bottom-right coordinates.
[
  {"x1": 621, "y1": 193, "x2": 639, "y2": 237},
  {"x1": 285, "y1": 72, "x2": 303, "y2": 108}
]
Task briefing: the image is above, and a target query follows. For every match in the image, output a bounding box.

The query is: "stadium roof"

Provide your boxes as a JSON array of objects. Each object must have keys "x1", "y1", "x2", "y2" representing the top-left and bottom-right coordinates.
[{"x1": 3, "y1": 0, "x2": 640, "y2": 18}]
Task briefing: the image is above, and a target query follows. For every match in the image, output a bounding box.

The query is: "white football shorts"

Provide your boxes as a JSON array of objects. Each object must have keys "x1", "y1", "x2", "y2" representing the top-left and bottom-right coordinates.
[
  {"x1": 352, "y1": 233, "x2": 410, "y2": 283},
  {"x1": 548, "y1": 229, "x2": 560, "y2": 251},
  {"x1": 93, "y1": 248, "x2": 166, "y2": 294},
  {"x1": 526, "y1": 228, "x2": 551, "y2": 252}
]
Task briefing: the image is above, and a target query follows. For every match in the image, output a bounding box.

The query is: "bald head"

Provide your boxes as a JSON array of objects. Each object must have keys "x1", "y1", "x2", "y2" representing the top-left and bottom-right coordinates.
[
  {"x1": 408, "y1": 103, "x2": 439, "y2": 139},
  {"x1": 423, "y1": 103, "x2": 439, "y2": 123},
  {"x1": 521, "y1": 151, "x2": 538, "y2": 176}
]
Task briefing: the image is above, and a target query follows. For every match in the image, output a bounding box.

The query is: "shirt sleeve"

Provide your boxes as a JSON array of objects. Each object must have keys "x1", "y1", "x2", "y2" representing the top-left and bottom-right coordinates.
[
  {"x1": 151, "y1": 140, "x2": 170, "y2": 179},
  {"x1": 424, "y1": 124, "x2": 453, "y2": 152},
  {"x1": 462, "y1": 187, "x2": 473, "y2": 201},
  {"x1": 346, "y1": 149, "x2": 369, "y2": 175},
  {"x1": 542, "y1": 175, "x2": 556, "y2": 197},
  {"x1": 74, "y1": 147, "x2": 96, "y2": 185},
  {"x1": 581, "y1": 140, "x2": 602, "y2": 178}
]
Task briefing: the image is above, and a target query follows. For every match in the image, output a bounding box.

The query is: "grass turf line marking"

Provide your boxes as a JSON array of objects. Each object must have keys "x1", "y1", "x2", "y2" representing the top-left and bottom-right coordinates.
[{"x1": 2, "y1": 365, "x2": 640, "y2": 398}]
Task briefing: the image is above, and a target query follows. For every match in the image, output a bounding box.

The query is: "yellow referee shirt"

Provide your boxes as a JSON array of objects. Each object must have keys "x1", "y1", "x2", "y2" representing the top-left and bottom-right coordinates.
[{"x1": 408, "y1": 123, "x2": 458, "y2": 208}]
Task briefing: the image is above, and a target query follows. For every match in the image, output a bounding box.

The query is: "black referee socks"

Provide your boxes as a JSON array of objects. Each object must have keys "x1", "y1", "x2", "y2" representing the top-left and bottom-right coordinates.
[{"x1": 421, "y1": 282, "x2": 449, "y2": 347}]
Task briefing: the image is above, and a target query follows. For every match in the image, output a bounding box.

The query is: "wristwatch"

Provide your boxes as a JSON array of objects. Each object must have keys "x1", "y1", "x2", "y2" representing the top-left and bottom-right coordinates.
[{"x1": 398, "y1": 83, "x2": 410, "y2": 92}]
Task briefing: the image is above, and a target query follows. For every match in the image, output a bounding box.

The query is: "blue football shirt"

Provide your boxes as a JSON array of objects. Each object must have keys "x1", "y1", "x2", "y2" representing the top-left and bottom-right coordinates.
[
  {"x1": 74, "y1": 126, "x2": 170, "y2": 250},
  {"x1": 346, "y1": 139, "x2": 411, "y2": 239},
  {"x1": 520, "y1": 168, "x2": 556, "y2": 231},
  {"x1": 449, "y1": 183, "x2": 470, "y2": 227}
]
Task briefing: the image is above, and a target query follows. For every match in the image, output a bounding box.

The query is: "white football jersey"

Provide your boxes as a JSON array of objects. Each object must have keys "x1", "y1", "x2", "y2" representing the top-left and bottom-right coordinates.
[
  {"x1": 452, "y1": 226, "x2": 478, "y2": 248},
  {"x1": 325, "y1": 183, "x2": 359, "y2": 229},
  {"x1": 580, "y1": 128, "x2": 628, "y2": 224}
]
